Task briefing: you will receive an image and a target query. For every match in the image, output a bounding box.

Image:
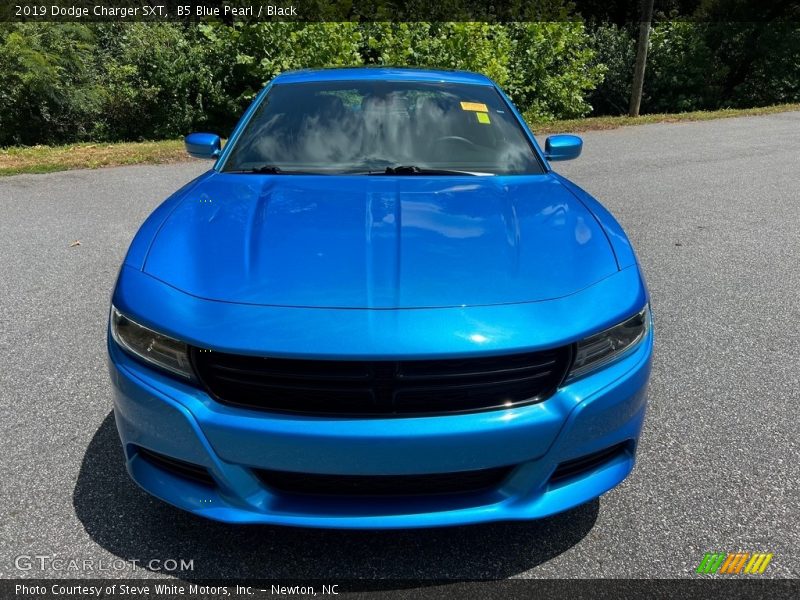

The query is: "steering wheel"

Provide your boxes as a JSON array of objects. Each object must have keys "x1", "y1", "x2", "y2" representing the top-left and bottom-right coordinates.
[{"x1": 433, "y1": 136, "x2": 477, "y2": 148}]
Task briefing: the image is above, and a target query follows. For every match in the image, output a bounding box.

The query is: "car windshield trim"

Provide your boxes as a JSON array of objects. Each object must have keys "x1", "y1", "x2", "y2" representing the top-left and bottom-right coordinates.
[{"x1": 219, "y1": 80, "x2": 545, "y2": 176}]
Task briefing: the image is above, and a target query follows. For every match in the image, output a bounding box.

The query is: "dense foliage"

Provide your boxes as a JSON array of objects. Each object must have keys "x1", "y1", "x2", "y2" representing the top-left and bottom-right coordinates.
[{"x1": 0, "y1": 11, "x2": 798, "y2": 146}]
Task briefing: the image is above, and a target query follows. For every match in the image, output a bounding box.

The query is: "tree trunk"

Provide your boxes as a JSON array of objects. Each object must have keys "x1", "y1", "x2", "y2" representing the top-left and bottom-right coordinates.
[{"x1": 629, "y1": 0, "x2": 655, "y2": 117}]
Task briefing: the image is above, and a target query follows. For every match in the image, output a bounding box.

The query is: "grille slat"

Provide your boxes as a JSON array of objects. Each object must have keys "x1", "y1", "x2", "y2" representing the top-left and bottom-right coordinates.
[
  {"x1": 399, "y1": 356, "x2": 558, "y2": 379},
  {"x1": 255, "y1": 466, "x2": 515, "y2": 497},
  {"x1": 211, "y1": 374, "x2": 373, "y2": 394},
  {"x1": 191, "y1": 347, "x2": 572, "y2": 416},
  {"x1": 549, "y1": 442, "x2": 632, "y2": 484},
  {"x1": 206, "y1": 358, "x2": 372, "y2": 381},
  {"x1": 207, "y1": 363, "x2": 373, "y2": 381},
  {"x1": 136, "y1": 447, "x2": 215, "y2": 487},
  {"x1": 400, "y1": 370, "x2": 551, "y2": 392}
]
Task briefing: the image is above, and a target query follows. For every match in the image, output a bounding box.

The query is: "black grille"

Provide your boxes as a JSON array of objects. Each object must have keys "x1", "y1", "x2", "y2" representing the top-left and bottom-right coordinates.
[
  {"x1": 549, "y1": 442, "x2": 633, "y2": 484},
  {"x1": 190, "y1": 346, "x2": 572, "y2": 416},
  {"x1": 255, "y1": 466, "x2": 515, "y2": 497},
  {"x1": 136, "y1": 447, "x2": 215, "y2": 487}
]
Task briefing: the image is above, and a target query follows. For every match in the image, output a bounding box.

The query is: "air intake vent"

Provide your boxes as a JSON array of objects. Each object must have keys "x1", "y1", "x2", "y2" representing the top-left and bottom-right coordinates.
[
  {"x1": 550, "y1": 442, "x2": 633, "y2": 484},
  {"x1": 255, "y1": 466, "x2": 516, "y2": 497},
  {"x1": 136, "y1": 447, "x2": 215, "y2": 487}
]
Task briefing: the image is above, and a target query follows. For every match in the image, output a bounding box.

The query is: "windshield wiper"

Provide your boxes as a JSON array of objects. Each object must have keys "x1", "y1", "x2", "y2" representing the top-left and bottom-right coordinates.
[
  {"x1": 369, "y1": 165, "x2": 488, "y2": 176},
  {"x1": 250, "y1": 165, "x2": 284, "y2": 174},
  {"x1": 227, "y1": 165, "x2": 487, "y2": 176},
  {"x1": 226, "y1": 165, "x2": 326, "y2": 175}
]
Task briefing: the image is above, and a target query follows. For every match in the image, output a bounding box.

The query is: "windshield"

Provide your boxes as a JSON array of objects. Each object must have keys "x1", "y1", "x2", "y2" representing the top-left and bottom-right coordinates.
[{"x1": 221, "y1": 80, "x2": 544, "y2": 175}]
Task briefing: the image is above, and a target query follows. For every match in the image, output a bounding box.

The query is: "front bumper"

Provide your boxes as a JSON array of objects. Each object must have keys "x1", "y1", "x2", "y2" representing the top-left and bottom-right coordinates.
[{"x1": 108, "y1": 325, "x2": 652, "y2": 529}]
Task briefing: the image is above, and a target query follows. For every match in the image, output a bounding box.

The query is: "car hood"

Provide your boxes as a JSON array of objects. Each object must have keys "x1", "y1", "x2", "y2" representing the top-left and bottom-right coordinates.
[{"x1": 143, "y1": 172, "x2": 618, "y2": 309}]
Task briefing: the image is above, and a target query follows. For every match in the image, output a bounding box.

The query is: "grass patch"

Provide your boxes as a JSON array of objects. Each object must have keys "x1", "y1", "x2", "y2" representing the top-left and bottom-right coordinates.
[
  {"x1": 0, "y1": 139, "x2": 191, "y2": 177},
  {"x1": 527, "y1": 103, "x2": 800, "y2": 134},
  {"x1": 1, "y1": 103, "x2": 799, "y2": 177}
]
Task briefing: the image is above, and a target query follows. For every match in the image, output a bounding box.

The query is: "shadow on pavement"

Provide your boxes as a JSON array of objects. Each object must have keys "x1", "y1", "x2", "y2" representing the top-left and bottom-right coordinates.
[{"x1": 74, "y1": 412, "x2": 598, "y2": 580}]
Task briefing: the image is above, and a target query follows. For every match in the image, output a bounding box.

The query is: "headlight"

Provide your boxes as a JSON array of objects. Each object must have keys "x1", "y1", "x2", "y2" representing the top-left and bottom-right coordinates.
[
  {"x1": 568, "y1": 305, "x2": 651, "y2": 379},
  {"x1": 109, "y1": 306, "x2": 194, "y2": 379}
]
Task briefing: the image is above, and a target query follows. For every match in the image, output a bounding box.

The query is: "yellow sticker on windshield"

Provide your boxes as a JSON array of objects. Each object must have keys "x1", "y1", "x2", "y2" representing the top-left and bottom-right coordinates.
[
  {"x1": 461, "y1": 101, "x2": 488, "y2": 112},
  {"x1": 476, "y1": 112, "x2": 491, "y2": 124}
]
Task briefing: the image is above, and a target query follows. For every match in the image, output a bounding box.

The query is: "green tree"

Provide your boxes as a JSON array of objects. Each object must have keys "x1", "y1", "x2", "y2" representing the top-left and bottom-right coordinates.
[
  {"x1": 586, "y1": 23, "x2": 636, "y2": 115},
  {"x1": 93, "y1": 23, "x2": 213, "y2": 140},
  {"x1": 197, "y1": 22, "x2": 364, "y2": 133},
  {"x1": 361, "y1": 22, "x2": 511, "y2": 86},
  {"x1": 642, "y1": 21, "x2": 719, "y2": 113},
  {"x1": 505, "y1": 22, "x2": 605, "y2": 120},
  {"x1": 0, "y1": 23, "x2": 101, "y2": 145},
  {"x1": 704, "y1": 21, "x2": 800, "y2": 109}
]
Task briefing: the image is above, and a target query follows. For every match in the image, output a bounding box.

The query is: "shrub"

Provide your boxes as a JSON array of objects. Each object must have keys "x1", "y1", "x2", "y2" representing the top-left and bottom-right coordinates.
[
  {"x1": 361, "y1": 22, "x2": 511, "y2": 86},
  {"x1": 197, "y1": 22, "x2": 364, "y2": 134},
  {"x1": 585, "y1": 23, "x2": 636, "y2": 115},
  {"x1": 642, "y1": 21, "x2": 719, "y2": 113},
  {"x1": 93, "y1": 23, "x2": 213, "y2": 141},
  {"x1": 0, "y1": 24, "x2": 102, "y2": 145},
  {"x1": 504, "y1": 22, "x2": 605, "y2": 121},
  {"x1": 8, "y1": 8, "x2": 797, "y2": 147},
  {"x1": 704, "y1": 21, "x2": 800, "y2": 109}
]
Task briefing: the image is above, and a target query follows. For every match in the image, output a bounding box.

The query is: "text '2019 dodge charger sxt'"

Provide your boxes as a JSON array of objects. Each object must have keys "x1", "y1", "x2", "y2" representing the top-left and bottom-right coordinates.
[{"x1": 108, "y1": 68, "x2": 652, "y2": 528}]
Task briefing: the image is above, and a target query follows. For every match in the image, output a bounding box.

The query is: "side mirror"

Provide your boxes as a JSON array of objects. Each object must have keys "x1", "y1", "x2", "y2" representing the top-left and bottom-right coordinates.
[
  {"x1": 185, "y1": 133, "x2": 221, "y2": 159},
  {"x1": 544, "y1": 134, "x2": 582, "y2": 161}
]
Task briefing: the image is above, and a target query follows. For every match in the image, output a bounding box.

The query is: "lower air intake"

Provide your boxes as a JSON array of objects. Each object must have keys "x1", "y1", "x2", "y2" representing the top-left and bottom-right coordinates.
[
  {"x1": 549, "y1": 442, "x2": 633, "y2": 484},
  {"x1": 255, "y1": 466, "x2": 516, "y2": 497},
  {"x1": 136, "y1": 446, "x2": 215, "y2": 487}
]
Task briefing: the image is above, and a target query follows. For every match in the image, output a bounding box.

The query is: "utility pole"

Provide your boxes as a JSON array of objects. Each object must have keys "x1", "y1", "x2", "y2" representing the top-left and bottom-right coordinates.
[{"x1": 629, "y1": 0, "x2": 655, "y2": 117}]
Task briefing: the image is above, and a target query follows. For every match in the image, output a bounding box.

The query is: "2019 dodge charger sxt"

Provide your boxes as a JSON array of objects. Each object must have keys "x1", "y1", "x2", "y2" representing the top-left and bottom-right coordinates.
[{"x1": 108, "y1": 68, "x2": 652, "y2": 528}]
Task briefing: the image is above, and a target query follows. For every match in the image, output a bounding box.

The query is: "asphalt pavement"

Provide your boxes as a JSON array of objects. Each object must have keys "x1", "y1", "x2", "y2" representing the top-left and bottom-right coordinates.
[{"x1": 1, "y1": 112, "x2": 798, "y2": 580}]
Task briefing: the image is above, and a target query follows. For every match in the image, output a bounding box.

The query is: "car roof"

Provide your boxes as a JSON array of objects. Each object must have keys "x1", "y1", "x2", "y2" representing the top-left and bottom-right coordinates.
[{"x1": 271, "y1": 67, "x2": 495, "y2": 86}]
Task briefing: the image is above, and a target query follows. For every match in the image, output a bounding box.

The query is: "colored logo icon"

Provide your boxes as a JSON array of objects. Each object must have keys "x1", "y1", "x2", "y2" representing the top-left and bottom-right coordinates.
[{"x1": 696, "y1": 552, "x2": 773, "y2": 574}]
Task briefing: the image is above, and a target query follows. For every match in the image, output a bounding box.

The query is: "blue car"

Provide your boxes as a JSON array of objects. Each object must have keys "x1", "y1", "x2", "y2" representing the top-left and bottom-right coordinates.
[{"x1": 108, "y1": 68, "x2": 652, "y2": 528}]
